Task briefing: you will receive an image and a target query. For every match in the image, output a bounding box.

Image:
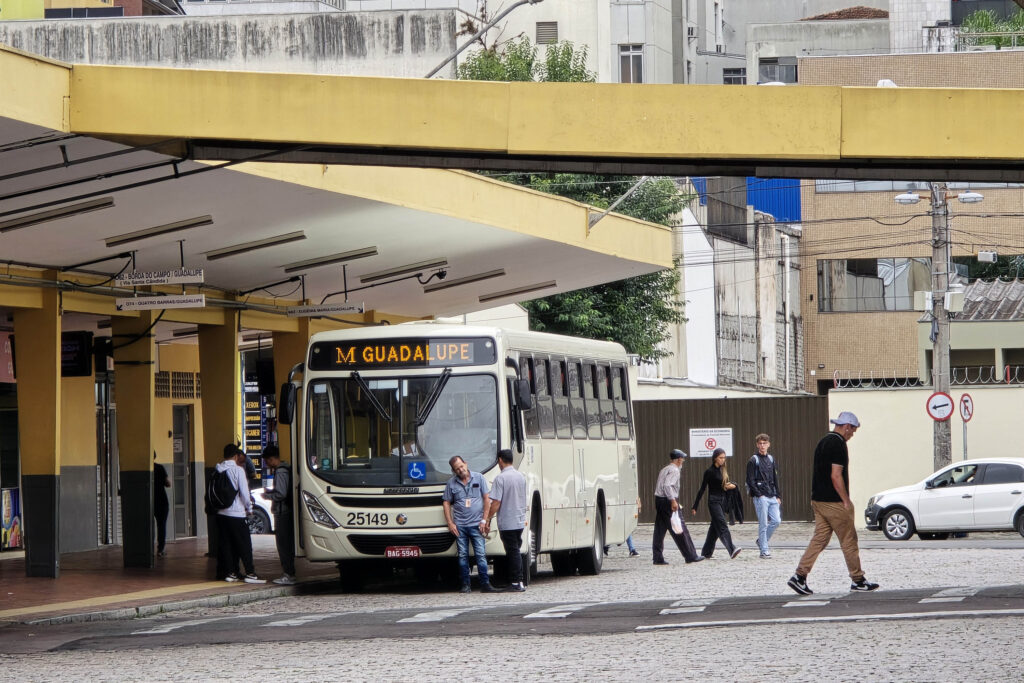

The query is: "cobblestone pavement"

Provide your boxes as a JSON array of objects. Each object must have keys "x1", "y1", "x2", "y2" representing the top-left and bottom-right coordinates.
[
  {"x1": 1, "y1": 617, "x2": 1020, "y2": 681},
  {"x1": 1, "y1": 523, "x2": 1020, "y2": 681}
]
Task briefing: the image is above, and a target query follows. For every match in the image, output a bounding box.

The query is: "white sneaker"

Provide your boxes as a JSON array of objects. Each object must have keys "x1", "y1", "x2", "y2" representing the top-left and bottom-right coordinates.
[
  {"x1": 224, "y1": 573, "x2": 240, "y2": 583},
  {"x1": 243, "y1": 574, "x2": 266, "y2": 584},
  {"x1": 273, "y1": 574, "x2": 297, "y2": 585}
]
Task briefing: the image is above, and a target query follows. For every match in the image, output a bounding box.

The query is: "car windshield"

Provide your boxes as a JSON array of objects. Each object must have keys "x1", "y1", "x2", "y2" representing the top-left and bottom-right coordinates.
[{"x1": 306, "y1": 373, "x2": 498, "y2": 486}]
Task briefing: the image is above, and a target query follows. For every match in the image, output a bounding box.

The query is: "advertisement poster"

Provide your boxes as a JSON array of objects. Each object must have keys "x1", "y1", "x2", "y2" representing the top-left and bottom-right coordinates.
[
  {"x1": 243, "y1": 381, "x2": 264, "y2": 486},
  {"x1": 1, "y1": 488, "x2": 22, "y2": 550},
  {"x1": 0, "y1": 332, "x2": 14, "y2": 383}
]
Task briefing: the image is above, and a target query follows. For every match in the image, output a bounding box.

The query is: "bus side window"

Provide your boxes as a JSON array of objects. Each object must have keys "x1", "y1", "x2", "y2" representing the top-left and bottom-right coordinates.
[
  {"x1": 583, "y1": 362, "x2": 601, "y2": 439},
  {"x1": 551, "y1": 359, "x2": 571, "y2": 439},
  {"x1": 567, "y1": 360, "x2": 588, "y2": 439},
  {"x1": 536, "y1": 358, "x2": 555, "y2": 438},
  {"x1": 597, "y1": 364, "x2": 616, "y2": 439},
  {"x1": 523, "y1": 356, "x2": 540, "y2": 438},
  {"x1": 612, "y1": 364, "x2": 631, "y2": 439}
]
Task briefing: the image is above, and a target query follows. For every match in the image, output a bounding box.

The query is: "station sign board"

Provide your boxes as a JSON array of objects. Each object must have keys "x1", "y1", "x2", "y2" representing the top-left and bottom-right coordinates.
[
  {"x1": 114, "y1": 268, "x2": 204, "y2": 287},
  {"x1": 115, "y1": 294, "x2": 206, "y2": 311}
]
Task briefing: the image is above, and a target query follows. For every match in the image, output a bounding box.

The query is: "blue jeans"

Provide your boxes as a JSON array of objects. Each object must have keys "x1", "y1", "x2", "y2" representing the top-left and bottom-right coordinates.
[
  {"x1": 626, "y1": 535, "x2": 636, "y2": 553},
  {"x1": 455, "y1": 525, "x2": 489, "y2": 587},
  {"x1": 754, "y1": 496, "x2": 781, "y2": 553}
]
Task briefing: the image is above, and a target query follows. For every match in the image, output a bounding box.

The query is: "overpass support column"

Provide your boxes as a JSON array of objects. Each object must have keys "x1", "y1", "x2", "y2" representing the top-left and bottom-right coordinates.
[
  {"x1": 12, "y1": 283, "x2": 61, "y2": 577},
  {"x1": 198, "y1": 312, "x2": 241, "y2": 555},
  {"x1": 112, "y1": 312, "x2": 157, "y2": 568},
  {"x1": 272, "y1": 319, "x2": 312, "y2": 467}
]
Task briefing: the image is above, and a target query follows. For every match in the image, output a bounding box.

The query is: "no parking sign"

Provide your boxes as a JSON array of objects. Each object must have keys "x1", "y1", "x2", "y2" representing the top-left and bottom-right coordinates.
[{"x1": 689, "y1": 428, "x2": 733, "y2": 458}]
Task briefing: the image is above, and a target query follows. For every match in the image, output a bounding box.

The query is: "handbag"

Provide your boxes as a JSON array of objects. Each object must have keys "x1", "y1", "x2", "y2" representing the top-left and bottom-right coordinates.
[{"x1": 670, "y1": 509, "x2": 683, "y2": 535}]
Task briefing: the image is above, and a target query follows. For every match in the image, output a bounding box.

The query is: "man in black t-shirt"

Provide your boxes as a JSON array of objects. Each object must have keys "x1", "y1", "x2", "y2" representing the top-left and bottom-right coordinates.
[{"x1": 787, "y1": 412, "x2": 880, "y2": 595}]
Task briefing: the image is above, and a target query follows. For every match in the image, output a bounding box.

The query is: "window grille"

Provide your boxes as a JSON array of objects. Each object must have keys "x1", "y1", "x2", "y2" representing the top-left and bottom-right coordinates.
[
  {"x1": 155, "y1": 372, "x2": 170, "y2": 398},
  {"x1": 536, "y1": 21, "x2": 558, "y2": 45}
]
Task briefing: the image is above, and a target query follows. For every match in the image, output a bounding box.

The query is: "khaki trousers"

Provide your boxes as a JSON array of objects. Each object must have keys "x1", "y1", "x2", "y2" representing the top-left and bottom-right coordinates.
[{"x1": 796, "y1": 500, "x2": 864, "y2": 581}]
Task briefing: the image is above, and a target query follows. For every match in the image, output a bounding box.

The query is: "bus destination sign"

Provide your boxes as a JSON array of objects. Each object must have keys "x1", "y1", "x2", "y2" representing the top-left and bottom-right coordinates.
[{"x1": 308, "y1": 337, "x2": 496, "y2": 370}]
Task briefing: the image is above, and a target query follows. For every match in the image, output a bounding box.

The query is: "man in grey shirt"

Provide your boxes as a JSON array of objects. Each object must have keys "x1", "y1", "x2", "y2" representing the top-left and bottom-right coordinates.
[
  {"x1": 652, "y1": 449, "x2": 703, "y2": 565},
  {"x1": 485, "y1": 449, "x2": 528, "y2": 592}
]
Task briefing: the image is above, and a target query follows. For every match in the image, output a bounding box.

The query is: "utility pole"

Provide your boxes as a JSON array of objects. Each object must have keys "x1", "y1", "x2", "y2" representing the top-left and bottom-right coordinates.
[{"x1": 929, "y1": 182, "x2": 952, "y2": 471}]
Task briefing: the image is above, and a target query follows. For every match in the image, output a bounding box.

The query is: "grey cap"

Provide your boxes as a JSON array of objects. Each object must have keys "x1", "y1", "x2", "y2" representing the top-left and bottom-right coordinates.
[
  {"x1": 829, "y1": 411, "x2": 861, "y2": 427},
  {"x1": 669, "y1": 449, "x2": 687, "y2": 460}
]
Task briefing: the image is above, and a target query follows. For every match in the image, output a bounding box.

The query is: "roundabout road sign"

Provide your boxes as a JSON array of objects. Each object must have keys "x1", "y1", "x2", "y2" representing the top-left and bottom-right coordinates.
[
  {"x1": 959, "y1": 394, "x2": 974, "y2": 422},
  {"x1": 926, "y1": 391, "x2": 954, "y2": 421}
]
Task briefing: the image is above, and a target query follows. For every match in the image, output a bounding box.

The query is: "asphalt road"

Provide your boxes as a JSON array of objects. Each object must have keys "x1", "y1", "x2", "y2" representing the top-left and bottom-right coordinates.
[{"x1": 4, "y1": 583, "x2": 1022, "y2": 655}]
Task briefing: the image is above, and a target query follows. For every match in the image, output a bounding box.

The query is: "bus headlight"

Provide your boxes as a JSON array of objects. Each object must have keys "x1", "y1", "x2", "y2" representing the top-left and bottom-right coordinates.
[{"x1": 302, "y1": 491, "x2": 340, "y2": 529}]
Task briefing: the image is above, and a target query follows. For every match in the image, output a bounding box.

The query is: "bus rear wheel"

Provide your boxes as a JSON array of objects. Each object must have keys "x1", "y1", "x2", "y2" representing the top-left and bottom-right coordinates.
[
  {"x1": 576, "y1": 514, "x2": 604, "y2": 576},
  {"x1": 550, "y1": 550, "x2": 576, "y2": 576}
]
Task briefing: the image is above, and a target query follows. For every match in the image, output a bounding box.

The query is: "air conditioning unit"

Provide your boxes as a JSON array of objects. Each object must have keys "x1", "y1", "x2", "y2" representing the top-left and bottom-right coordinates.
[
  {"x1": 687, "y1": 26, "x2": 696, "y2": 38},
  {"x1": 978, "y1": 250, "x2": 998, "y2": 263}
]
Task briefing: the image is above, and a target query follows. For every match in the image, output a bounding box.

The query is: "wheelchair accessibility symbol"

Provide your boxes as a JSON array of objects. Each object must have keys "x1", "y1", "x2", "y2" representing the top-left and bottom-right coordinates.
[{"x1": 407, "y1": 462, "x2": 426, "y2": 480}]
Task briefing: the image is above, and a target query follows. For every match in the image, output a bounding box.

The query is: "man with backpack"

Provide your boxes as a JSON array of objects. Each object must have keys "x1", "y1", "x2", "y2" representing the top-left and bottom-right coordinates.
[
  {"x1": 746, "y1": 433, "x2": 782, "y2": 559},
  {"x1": 262, "y1": 445, "x2": 296, "y2": 585},
  {"x1": 211, "y1": 443, "x2": 265, "y2": 584}
]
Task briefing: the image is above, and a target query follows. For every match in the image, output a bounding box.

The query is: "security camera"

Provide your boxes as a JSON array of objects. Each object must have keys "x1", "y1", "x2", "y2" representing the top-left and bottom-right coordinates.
[{"x1": 436, "y1": 270, "x2": 447, "y2": 280}]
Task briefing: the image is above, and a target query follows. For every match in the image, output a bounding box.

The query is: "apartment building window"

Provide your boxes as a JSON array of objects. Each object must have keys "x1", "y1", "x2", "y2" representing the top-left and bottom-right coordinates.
[
  {"x1": 758, "y1": 57, "x2": 797, "y2": 84},
  {"x1": 536, "y1": 21, "x2": 558, "y2": 45},
  {"x1": 723, "y1": 68, "x2": 746, "y2": 85},
  {"x1": 620, "y1": 44, "x2": 644, "y2": 83},
  {"x1": 817, "y1": 257, "x2": 931, "y2": 312}
]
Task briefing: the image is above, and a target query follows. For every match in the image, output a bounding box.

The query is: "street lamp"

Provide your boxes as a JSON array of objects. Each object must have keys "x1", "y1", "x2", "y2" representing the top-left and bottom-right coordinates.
[{"x1": 897, "y1": 183, "x2": 983, "y2": 470}]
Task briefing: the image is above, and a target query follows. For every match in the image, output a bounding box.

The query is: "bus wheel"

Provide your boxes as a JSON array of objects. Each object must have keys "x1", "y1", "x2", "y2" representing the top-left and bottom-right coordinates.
[
  {"x1": 576, "y1": 514, "x2": 604, "y2": 576},
  {"x1": 521, "y1": 528, "x2": 535, "y2": 587},
  {"x1": 337, "y1": 561, "x2": 363, "y2": 593},
  {"x1": 550, "y1": 550, "x2": 576, "y2": 576}
]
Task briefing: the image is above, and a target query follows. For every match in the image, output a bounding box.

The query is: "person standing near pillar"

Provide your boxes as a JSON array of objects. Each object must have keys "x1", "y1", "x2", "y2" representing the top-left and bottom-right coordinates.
[
  {"x1": 215, "y1": 444, "x2": 266, "y2": 584},
  {"x1": 153, "y1": 452, "x2": 170, "y2": 557},
  {"x1": 262, "y1": 445, "x2": 296, "y2": 585},
  {"x1": 651, "y1": 449, "x2": 703, "y2": 565}
]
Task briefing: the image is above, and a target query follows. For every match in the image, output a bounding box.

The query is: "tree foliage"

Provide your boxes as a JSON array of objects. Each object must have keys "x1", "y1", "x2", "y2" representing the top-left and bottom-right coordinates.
[
  {"x1": 960, "y1": 9, "x2": 1024, "y2": 48},
  {"x1": 459, "y1": 38, "x2": 686, "y2": 361}
]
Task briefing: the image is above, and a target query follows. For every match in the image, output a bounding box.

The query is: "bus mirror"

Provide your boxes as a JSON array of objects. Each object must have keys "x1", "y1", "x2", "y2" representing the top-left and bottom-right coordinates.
[
  {"x1": 516, "y1": 379, "x2": 533, "y2": 410},
  {"x1": 279, "y1": 383, "x2": 296, "y2": 425}
]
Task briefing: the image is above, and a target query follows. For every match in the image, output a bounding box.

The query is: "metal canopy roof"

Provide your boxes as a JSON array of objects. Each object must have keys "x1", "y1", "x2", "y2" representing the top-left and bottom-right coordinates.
[{"x1": 0, "y1": 49, "x2": 670, "y2": 334}]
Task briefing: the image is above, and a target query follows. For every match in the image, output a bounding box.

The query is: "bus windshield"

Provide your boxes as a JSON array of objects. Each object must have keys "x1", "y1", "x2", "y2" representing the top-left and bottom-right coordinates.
[{"x1": 306, "y1": 373, "x2": 498, "y2": 487}]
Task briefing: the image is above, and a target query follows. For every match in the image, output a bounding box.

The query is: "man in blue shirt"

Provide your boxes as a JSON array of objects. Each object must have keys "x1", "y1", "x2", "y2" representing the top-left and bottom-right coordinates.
[{"x1": 442, "y1": 455, "x2": 496, "y2": 593}]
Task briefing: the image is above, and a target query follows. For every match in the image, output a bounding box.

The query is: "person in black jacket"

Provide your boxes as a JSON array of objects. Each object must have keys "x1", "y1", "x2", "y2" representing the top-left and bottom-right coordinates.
[
  {"x1": 691, "y1": 448, "x2": 742, "y2": 559},
  {"x1": 263, "y1": 445, "x2": 296, "y2": 585},
  {"x1": 746, "y1": 433, "x2": 782, "y2": 558}
]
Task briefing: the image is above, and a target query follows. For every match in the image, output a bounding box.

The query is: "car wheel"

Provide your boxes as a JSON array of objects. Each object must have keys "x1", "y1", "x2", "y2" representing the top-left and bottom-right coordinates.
[
  {"x1": 247, "y1": 508, "x2": 271, "y2": 535},
  {"x1": 916, "y1": 532, "x2": 950, "y2": 541},
  {"x1": 1016, "y1": 511, "x2": 1024, "y2": 538},
  {"x1": 881, "y1": 508, "x2": 915, "y2": 541}
]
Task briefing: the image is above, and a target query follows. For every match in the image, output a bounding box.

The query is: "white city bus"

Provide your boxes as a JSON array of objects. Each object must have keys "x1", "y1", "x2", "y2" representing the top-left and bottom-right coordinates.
[{"x1": 278, "y1": 323, "x2": 638, "y2": 586}]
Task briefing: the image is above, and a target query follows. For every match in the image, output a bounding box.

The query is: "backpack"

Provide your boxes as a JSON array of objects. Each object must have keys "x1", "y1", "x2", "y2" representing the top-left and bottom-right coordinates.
[{"x1": 206, "y1": 468, "x2": 238, "y2": 512}]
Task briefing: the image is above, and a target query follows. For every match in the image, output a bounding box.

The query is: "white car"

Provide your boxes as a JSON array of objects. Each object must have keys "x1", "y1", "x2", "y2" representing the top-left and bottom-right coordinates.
[
  {"x1": 248, "y1": 487, "x2": 275, "y2": 535},
  {"x1": 865, "y1": 457, "x2": 1024, "y2": 540}
]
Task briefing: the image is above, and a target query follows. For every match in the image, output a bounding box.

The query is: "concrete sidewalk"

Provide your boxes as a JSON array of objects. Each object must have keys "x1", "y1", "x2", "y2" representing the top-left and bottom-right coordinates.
[{"x1": 0, "y1": 535, "x2": 336, "y2": 626}]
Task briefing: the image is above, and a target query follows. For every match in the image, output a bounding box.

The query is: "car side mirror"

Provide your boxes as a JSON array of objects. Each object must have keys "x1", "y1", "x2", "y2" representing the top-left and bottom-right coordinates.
[
  {"x1": 925, "y1": 480, "x2": 935, "y2": 489},
  {"x1": 279, "y1": 382, "x2": 296, "y2": 425},
  {"x1": 516, "y1": 379, "x2": 533, "y2": 410}
]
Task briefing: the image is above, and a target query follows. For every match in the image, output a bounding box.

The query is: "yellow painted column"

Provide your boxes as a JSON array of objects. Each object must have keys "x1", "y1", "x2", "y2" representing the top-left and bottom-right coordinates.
[
  {"x1": 198, "y1": 311, "x2": 241, "y2": 554},
  {"x1": 111, "y1": 311, "x2": 157, "y2": 568},
  {"x1": 12, "y1": 282, "x2": 61, "y2": 577},
  {"x1": 271, "y1": 319, "x2": 311, "y2": 467}
]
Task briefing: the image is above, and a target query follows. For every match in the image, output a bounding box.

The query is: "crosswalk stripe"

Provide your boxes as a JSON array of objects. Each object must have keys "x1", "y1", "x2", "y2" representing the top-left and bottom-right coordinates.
[
  {"x1": 784, "y1": 600, "x2": 831, "y2": 607},
  {"x1": 399, "y1": 607, "x2": 487, "y2": 623},
  {"x1": 660, "y1": 606, "x2": 706, "y2": 615},
  {"x1": 668, "y1": 599, "x2": 713, "y2": 608},
  {"x1": 524, "y1": 603, "x2": 601, "y2": 619},
  {"x1": 919, "y1": 587, "x2": 980, "y2": 604},
  {"x1": 132, "y1": 618, "x2": 221, "y2": 635},
  {"x1": 264, "y1": 613, "x2": 348, "y2": 627}
]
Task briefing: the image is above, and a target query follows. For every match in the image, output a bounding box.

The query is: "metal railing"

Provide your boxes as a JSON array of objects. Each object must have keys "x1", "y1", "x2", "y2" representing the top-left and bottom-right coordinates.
[{"x1": 830, "y1": 365, "x2": 1024, "y2": 389}]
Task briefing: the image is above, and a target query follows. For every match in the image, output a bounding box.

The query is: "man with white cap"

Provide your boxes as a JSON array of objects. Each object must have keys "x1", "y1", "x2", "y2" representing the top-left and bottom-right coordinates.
[{"x1": 788, "y1": 412, "x2": 879, "y2": 595}]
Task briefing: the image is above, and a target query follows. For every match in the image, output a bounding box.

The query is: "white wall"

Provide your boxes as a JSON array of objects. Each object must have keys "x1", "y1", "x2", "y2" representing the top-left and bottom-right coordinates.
[
  {"x1": 747, "y1": 19, "x2": 890, "y2": 75},
  {"x1": 890, "y1": 0, "x2": 950, "y2": 54},
  {"x1": 829, "y1": 385, "x2": 1024, "y2": 528},
  {"x1": 681, "y1": 209, "x2": 718, "y2": 385}
]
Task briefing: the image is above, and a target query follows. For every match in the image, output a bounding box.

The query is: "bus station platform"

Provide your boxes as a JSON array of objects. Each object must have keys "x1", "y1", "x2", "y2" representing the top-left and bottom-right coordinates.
[{"x1": 0, "y1": 536, "x2": 337, "y2": 627}]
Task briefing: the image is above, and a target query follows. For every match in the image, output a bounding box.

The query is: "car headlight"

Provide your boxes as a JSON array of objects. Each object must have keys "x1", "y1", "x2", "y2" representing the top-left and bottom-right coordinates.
[
  {"x1": 302, "y1": 490, "x2": 340, "y2": 529},
  {"x1": 867, "y1": 496, "x2": 876, "y2": 508}
]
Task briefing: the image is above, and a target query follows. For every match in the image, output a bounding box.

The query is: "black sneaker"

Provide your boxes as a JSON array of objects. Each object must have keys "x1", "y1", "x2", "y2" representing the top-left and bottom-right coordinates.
[
  {"x1": 653, "y1": 559, "x2": 669, "y2": 565},
  {"x1": 787, "y1": 574, "x2": 813, "y2": 595},
  {"x1": 509, "y1": 582, "x2": 526, "y2": 592},
  {"x1": 851, "y1": 577, "x2": 880, "y2": 592},
  {"x1": 480, "y1": 583, "x2": 498, "y2": 593},
  {"x1": 459, "y1": 584, "x2": 471, "y2": 593},
  {"x1": 629, "y1": 549, "x2": 639, "y2": 557}
]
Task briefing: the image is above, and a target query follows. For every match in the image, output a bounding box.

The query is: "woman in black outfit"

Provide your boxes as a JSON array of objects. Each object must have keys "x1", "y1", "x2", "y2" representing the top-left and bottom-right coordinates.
[{"x1": 691, "y1": 448, "x2": 742, "y2": 559}]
